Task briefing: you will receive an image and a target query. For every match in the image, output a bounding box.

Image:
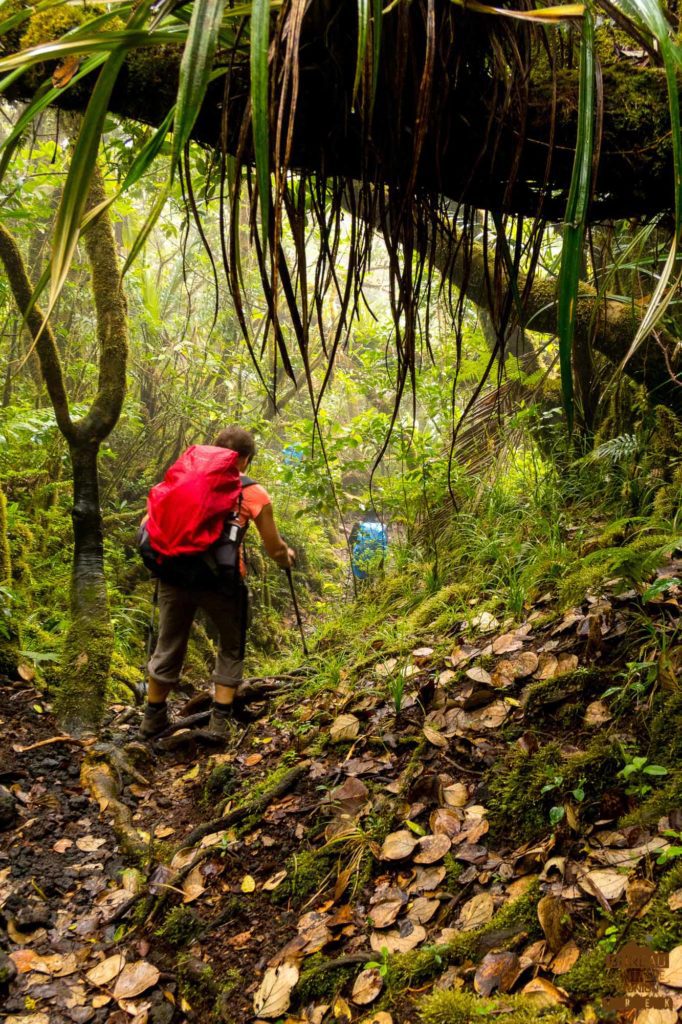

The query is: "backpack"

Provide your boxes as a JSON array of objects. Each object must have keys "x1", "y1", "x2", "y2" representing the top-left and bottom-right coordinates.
[
  {"x1": 351, "y1": 521, "x2": 388, "y2": 580},
  {"x1": 138, "y1": 445, "x2": 254, "y2": 591}
]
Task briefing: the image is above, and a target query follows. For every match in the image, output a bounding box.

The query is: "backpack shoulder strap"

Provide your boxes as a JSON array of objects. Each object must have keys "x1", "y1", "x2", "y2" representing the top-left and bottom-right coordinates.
[{"x1": 240, "y1": 475, "x2": 257, "y2": 488}]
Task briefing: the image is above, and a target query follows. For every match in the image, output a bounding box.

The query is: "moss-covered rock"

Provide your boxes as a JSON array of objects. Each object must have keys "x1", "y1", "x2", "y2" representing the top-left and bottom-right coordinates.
[
  {"x1": 631, "y1": 862, "x2": 682, "y2": 951},
  {"x1": 487, "y1": 735, "x2": 622, "y2": 844},
  {"x1": 417, "y1": 989, "x2": 573, "y2": 1024},
  {"x1": 522, "y1": 668, "x2": 611, "y2": 724},
  {"x1": 155, "y1": 906, "x2": 203, "y2": 948},
  {"x1": 560, "y1": 943, "x2": 617, "y2": 1000}
]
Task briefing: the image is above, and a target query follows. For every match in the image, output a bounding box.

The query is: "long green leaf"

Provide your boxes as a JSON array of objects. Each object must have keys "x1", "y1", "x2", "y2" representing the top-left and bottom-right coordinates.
[
  {"x1": 251, "y1": 0, "x2": 271, "y2": 249},
  {"x1": 40, "y1": 0, "x2": 155, "y2": 335},
  {"x1": 0, "y1": 54, "x2": 108, "y2": 181},
  {"x1": 371, "y1": 0, "x2": 382, "y2": 109},
  {"x1": 121, "y1": 186, "x2": 171, "y2": 276},
  {"x1": 614, "y1": 0, "x2": 682, "y2": 360},
  {"x1": 81, "y1": 107, "x2": 175, "y2": 229},
  {"x1": 353, "y1": 0, "x2": 370, "y2": 106},
  {"x1": 171, "y1": 0, "x2": 226, "y2": 176},
  {"x1": 0, "y1": 29, "x2": 184, "y2": 73},
  {"x1": 556, "y1": 5, "x2": 595, "y2": 431}
]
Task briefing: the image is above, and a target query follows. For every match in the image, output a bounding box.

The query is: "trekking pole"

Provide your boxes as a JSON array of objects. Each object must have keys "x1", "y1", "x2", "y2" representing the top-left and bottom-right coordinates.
[{"x1": 285, "y1": 566, "x2": 309, "y2": 657}]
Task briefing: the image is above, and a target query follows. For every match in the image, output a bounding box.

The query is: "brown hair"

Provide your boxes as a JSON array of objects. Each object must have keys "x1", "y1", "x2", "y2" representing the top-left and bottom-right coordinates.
[{"x1": 213, "y1": 426, "x2": 257, "y2": 460}]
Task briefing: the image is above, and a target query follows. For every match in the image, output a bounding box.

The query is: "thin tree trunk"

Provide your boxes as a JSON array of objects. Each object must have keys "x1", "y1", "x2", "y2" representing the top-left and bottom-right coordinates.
[
  {"x1": 57, "y1": 440, "x2": 113, "y2": 733},
  {"x1": 0, "y1": 488, "x2": 20, "y2": 680}
]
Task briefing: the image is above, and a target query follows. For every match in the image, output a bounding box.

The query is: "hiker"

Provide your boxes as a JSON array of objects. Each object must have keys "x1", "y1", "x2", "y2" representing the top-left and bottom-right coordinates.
[
  {"x1": 349, "y1": 512, "x2": 388, "y2": 581},
  {"x1": 139, "y1": 427, "x2": 295, "y2": 739}
]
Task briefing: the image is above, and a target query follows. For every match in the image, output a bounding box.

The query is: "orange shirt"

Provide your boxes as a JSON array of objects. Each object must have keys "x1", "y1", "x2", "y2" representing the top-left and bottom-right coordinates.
[{"x1": 237, "y1": 479, "x2": 271, "y2": 574}]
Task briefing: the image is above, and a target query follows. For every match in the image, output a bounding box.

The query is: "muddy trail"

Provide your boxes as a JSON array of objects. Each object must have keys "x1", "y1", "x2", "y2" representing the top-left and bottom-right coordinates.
[{"x1": 2, "y1": 562, "x2": 682, "y2": 1024}]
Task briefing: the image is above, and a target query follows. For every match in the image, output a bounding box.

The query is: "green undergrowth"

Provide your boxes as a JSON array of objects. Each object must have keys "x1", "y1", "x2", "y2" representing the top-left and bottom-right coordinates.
[
  {"x1": 486, "y1": 735, "x2": 622, "y2": 844},
  {"x1": 385, "y1": 881, "x2": 542, "y2": 993},
  {"x1": 631, "y1": 862, "x2": 682, "y2": 950},
  {"x1": 417, "y1": 990, "x2": 573, "y2": 1024}
]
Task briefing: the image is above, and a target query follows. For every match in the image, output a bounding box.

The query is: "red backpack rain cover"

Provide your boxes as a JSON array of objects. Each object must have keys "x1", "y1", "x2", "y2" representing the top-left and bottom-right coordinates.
[{"x1": 145, "y1": 445, "x2": 242, "y2": 557}]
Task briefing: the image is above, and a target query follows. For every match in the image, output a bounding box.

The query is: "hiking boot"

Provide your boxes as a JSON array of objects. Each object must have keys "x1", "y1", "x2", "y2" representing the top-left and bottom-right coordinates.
[
  {"x1": 139, "y1": 702, "x2": 170, "y2": 739},
  {"x1": 206, "y1": 706, "x2": 237, "y2": 740}
]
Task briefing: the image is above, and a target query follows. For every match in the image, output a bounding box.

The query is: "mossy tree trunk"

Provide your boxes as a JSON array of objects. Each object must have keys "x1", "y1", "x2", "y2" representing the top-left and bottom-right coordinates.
[
  {"x1": 59, "y1": 440, "x2": 114, "y2": 731},
  {"x1": 0, "y1": 488, "x2": 20, "y2": 680},
  {"x1": 0, "y1": 165, "x2": 127, "y2": 733}
]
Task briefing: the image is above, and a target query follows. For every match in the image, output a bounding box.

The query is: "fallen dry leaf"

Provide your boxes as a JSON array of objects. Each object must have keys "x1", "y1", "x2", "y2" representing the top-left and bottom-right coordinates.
[
  {"x1": 522, "y1": 977, "x2": 569, "y2": 1007},
  {"x1": 584, "y1": 701, "x2": 612, "y2": 727},
  {"x1": 534, "y1": 653, "x2": 559, "y2": 679},
  {"x1": 430, "y1": 807, "x2": 462, "y2": 838},
  {"x1": 253, "y1": 964, "x2": 299, "y2": 1018},
  {"x1": 410, "y1": 865, "x2": 446, "y2": 892},
  {"x1": 5, "y1": 1016, "x2": 49, "y2": 1024},
  {"x1": 53, "y1": 838, "x2": 73, "y2": 853},
  {"x1": 380, "y1": 830, "x2": 418, "y2": 861},
  {"x1": 9, "y1": 950, "x2": 39, "y2": 974},
  {"x1": 241, "y1": 874, "x2": 257, "y2": 894},
  {"x1": 330, "y1": 715, "x2": 360, "y2": 743},
  {"x1": 466, "y1": 666, "x2": 493, "y2": 685},
  {"x1": 668, "y1": 889, "x2": 682, "y2": 912},
  {"x1": 370, "y1": 922, "x2": 426, "y2": 954},
  {"x1": 263, "y1": 870, "x2": 287, "y2": 892},
  {"x1": 550, "y1": 940, "x2": 580, "y2": 975},
  {"x1": 660, "y1": 946, "x2": 682, "y2": 988},
  {"x1": 626, "y1": 878, "x2": 656, "y2": 917},
  {"x1": 537, "y1": 895, "x2": 572, "y2": 954},
  {"x1": 182, "y1": 864, "x2": 205, "y2": 903},
  {"x1": 413, "y1": 834, "x2": 451, "y2": 864},
  {"x1": 492, "y1": 633, "x2": 523, "y2": 655},
  {"x1": 112, "y1": 960, "x2": 160, "y2": 1000},
  {"x1": 369, "y1": 888, "x2": 405, "y2": 928},
  {"x1": 443, "y1": 783, "x2": 468, "y2": 808},
  {"x1": 332, "y1": 995, "x2": 352, "y2": 1020},
  {"x1": 474, "y1": 951, "x2": 522, "y2": 996},
  {"x1": 470, "y1": 612, "x2": 499, "y2": 633},
  {"x1": 86, "y1": 954, "x2": 126, "y2": 987},
  {"x1": 351, "y1": 968, "x2": 383, "y2": 1005},
  {"x1": 578, "y1": 868, "x2": 628, "y2": 904},
  {"x1": 407, "y1": 897, "x2": 439, "y2": 925},
  {"x1": 76, "y1": 835, "x2": 107, "y2": 853},
  {"x1": 423, "y1": 725, "x2": 448, "y2": 749},
  {"x1": 458, "y1": 892, "x2": 494, "y2": 931},
  {"x1": 361, "y1": 1015, "x2": 393, "y2": 1024}
]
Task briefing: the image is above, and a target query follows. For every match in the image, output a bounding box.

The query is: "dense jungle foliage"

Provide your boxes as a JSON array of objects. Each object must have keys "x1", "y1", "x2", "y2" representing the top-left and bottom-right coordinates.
[{"x1": 2, "y1": 0, "x2": 682, "y2": 1021}]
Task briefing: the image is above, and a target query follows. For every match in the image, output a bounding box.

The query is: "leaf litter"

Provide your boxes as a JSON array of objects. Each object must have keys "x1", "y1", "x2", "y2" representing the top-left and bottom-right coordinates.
[{"x1": 4, "y1": 562, "x2": 682, "y2": 1022}]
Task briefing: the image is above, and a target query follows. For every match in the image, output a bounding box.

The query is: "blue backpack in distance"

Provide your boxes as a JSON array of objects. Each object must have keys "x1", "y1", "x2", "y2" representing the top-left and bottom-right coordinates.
[{"x1": 351, "y1": 521, "x2": 388, "y2": 580}]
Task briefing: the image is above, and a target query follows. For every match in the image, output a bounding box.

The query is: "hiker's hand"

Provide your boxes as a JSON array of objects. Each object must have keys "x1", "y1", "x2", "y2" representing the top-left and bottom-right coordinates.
[{"x1": 286, "y1": 547, "x2": 296, "y2": 567}]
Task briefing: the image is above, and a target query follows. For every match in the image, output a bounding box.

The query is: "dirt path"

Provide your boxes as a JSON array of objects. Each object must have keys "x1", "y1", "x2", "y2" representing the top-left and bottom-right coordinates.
[{"x1": 2, "y1": 566, "x2": 682, "y2": 1023}]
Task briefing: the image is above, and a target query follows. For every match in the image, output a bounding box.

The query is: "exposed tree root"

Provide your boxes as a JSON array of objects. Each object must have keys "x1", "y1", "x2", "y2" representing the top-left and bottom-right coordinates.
[
  {"x1": 80, "y1": 755, "x2": 148, "y2": 862},
  {"x1": 13, "y1": 735, "x2": 89, "y2": 753},
  {"x1": 182, "y1": 761, "x2": 310, "y2": 850}
]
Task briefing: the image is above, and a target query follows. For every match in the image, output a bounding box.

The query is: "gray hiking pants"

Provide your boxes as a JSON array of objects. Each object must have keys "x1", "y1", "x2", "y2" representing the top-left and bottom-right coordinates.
[{"x1": 147, "y1": 580, "x2": 248, "y2": 689}]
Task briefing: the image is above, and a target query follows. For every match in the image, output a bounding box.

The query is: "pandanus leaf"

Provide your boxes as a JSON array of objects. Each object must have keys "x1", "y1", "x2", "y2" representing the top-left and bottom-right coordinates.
[
  {"x1": 251, "y1": 0, "x2": 271, "y2": 249},
  {"x1": 557, "y1": 5, "x2": 595, "y2": 430}
]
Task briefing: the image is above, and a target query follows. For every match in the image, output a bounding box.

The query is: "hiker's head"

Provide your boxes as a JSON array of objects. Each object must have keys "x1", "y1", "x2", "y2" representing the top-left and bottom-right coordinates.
[{"x1": 213, "y1": 426, "x2": 256, "y2": 471}]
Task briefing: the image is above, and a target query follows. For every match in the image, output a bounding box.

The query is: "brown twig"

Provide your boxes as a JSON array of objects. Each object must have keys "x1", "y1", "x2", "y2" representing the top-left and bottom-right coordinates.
[{"x1": 13, "y1": 735, "x2": 88, "y2": 753}]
